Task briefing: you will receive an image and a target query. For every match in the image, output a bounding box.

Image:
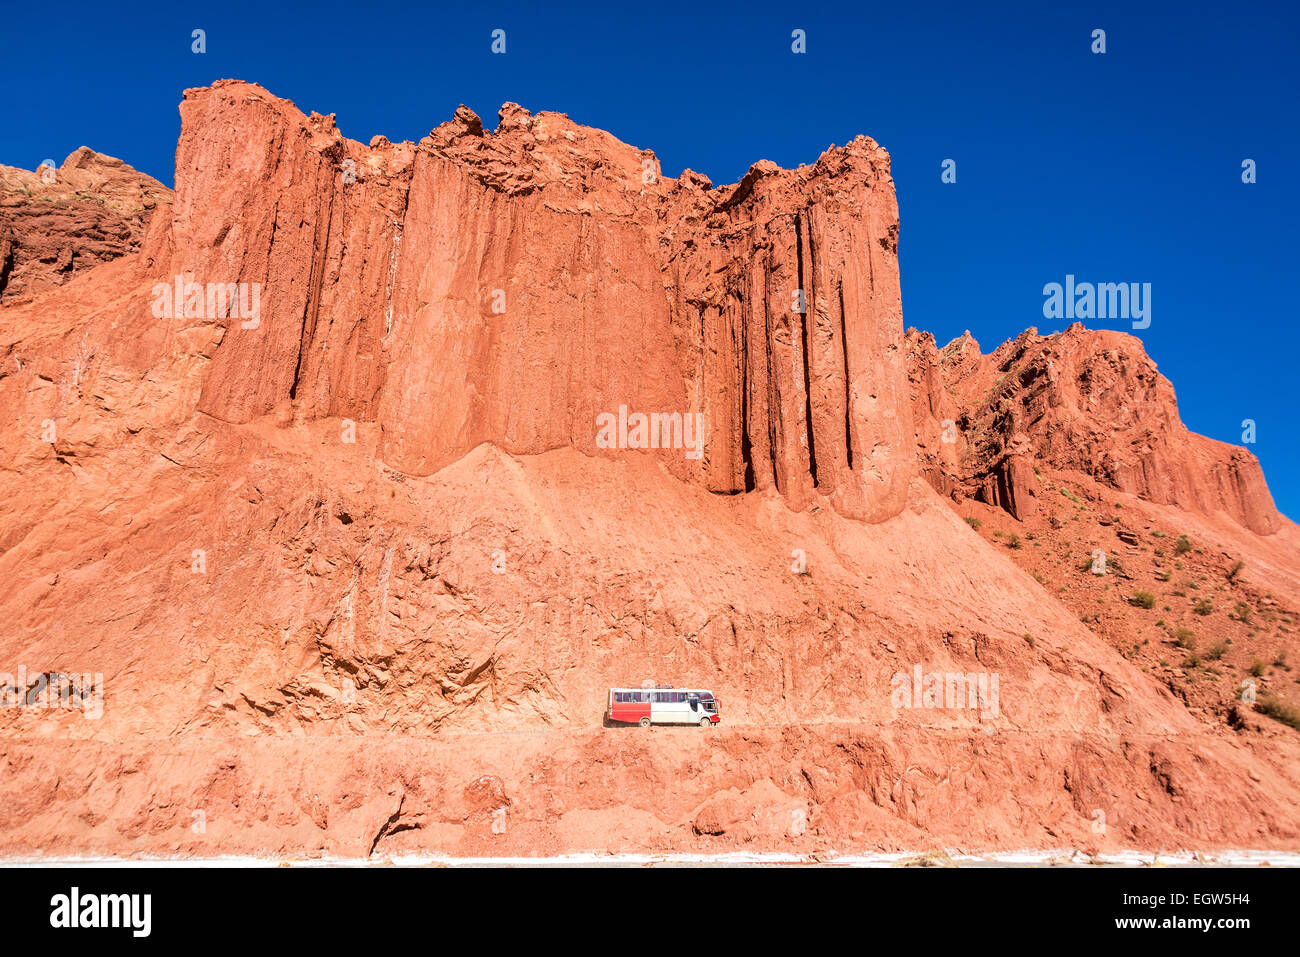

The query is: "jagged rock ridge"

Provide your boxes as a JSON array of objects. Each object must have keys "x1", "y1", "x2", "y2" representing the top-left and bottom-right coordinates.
[
  {"x1": 906, "y1": 324, "x2": 1281, "y2": 534},
  {"x1": 0, "y1": 148, "x2": 170, "y2": 302}
]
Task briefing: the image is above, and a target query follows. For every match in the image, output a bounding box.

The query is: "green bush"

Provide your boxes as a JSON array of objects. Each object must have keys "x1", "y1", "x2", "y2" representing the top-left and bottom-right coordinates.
[
  {"x1": 1194, "y1": 599, "x2": 1213, "y2": 616},
  {"x1": 1257, "y1": 696, "x2": 1300, "y2": 731},
  {"x1": 1175, "y1": 534, "x2": 1192, "y2": 555},
  {"x1": 1129, "y1": 592, "x2": 1156, "y2": 609}
]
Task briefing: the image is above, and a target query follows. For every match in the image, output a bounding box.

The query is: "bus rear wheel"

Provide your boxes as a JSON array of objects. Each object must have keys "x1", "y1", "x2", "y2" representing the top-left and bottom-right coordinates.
[
  {"x1": 639, "y1": 717, "x2": 651, "y2": 728},
  {"x1": 700, "y1": 717, "x2": 712, "y2": 728}
]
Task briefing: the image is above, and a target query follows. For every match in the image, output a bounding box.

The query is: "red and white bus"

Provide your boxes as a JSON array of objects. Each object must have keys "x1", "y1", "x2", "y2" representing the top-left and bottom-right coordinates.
[{"x1": 608, "y1": 687, "x2": 720, "y2": 727}]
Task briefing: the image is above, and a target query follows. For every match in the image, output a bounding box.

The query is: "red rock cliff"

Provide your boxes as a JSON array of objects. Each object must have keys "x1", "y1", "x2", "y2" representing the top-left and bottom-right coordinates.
[
  {"x1": 4, "y1": 83, "x2": 1298, "y2": 861},
  {"x1": 906, "y1": 324, "x2": 1281, "y2": 534},
  {"x1": 122, "y1": 80, "x2": 911, "y2": 522}
]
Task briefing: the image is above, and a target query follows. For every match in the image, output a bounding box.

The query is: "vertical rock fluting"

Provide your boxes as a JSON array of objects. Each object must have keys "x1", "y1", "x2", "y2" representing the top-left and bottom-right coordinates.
[
  {"x1": 662, "y1": 147, "x2": 909, "y2": 521},
  {"x1": 141, "y1": 81, "x2": 912, "y2": 522},
  {"x1": 167, "y1": 86, "x2": 410, "y2": 424}
]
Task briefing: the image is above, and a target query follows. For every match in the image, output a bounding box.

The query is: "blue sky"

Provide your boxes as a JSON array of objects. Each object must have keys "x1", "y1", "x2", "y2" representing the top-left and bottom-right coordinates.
[{"x1": 3, "y1": 0, "x2": 1297, "y2": 518}]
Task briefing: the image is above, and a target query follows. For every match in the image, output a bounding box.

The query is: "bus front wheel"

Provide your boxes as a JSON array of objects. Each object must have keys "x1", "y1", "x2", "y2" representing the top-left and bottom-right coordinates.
[
  {"x1": 700, "y1": 717, "x2": 712, "y2": 728},
  {"x1": 639, "y1": 717, "x2": 651, "y2": 728}
]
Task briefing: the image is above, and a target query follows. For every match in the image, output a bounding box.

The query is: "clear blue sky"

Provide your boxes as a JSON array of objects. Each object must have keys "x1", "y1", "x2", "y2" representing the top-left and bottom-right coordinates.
[{"x1": 3, "y1": 0, "x2": 1297, "y2": 518}]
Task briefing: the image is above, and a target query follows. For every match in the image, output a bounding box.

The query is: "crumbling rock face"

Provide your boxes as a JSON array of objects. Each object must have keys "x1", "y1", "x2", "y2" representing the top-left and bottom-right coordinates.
[
  {"x1": 0, "y1": 149, "x2": 170, "y2": 303},
  {"x1": 906, "y1": 324, "x2": 1281, "y2": 534},
  {"x1": 130, "y1": 80, "x2": 910, "y2": 521}
]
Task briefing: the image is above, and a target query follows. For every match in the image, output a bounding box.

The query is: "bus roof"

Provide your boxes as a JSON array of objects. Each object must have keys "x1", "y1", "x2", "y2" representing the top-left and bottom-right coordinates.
[{"x1": 609, "y1": 688, "x2": 714, "y2": 695}]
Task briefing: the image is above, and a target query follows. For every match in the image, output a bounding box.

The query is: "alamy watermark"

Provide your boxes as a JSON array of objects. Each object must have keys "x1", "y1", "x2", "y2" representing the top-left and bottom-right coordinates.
[
  {"x1": 151, "y1": 274, "x2": 262, "y2": 329},
  {"x1": 50, "y1": 887, "x2": 150, "y2": 937},
  {"x1": 1043, "y1": 275, "x2": 1150, "y2": 329},
  {"x1": 890, "y1": 664, "x2": 999, "y2": 720},
  {"x1": 1, "y1": 667, "x2": 103, "y2": 719},
  {"x1": 595, "y1": 405, "x2": 705, "y2": 459}
]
